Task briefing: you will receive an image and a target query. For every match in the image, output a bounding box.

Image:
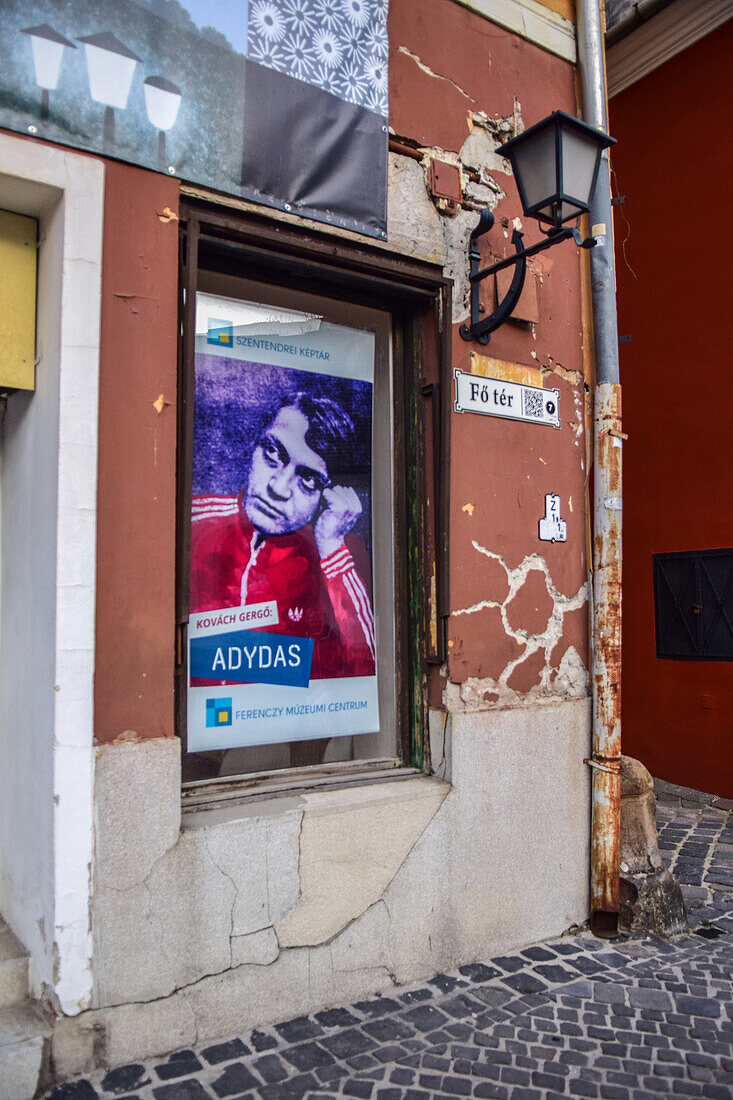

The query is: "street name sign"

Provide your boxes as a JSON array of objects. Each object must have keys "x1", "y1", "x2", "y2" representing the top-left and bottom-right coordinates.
[{"x1": 454, "y1": 369, "x2": 560, "y2": 429}]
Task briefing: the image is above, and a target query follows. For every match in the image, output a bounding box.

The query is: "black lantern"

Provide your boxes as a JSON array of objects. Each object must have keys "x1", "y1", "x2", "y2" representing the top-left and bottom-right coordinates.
[
  {"x1": 497, "y1": 110, "x2": 616, "y2": 231},
  {"x1": 459, "y1": 110, "x2": 616, "y2": 344}
]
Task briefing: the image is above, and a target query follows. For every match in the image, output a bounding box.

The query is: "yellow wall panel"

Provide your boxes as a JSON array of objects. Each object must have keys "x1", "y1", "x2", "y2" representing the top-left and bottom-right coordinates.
[
  {"x1": 535, "y1": 0, "x2": 575, "y2": 21},
  {"x1": 0, "y1": 209, "x2": 37, "y2": 391}
]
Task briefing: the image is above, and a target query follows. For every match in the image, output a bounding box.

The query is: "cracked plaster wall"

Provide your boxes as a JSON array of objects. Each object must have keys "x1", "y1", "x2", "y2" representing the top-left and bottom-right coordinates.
[
  {"x1": 69, "y1": 700, "x2": 589, "y2": 1070},
  {"x1": 450, "y1": 545, "x2": 589, "y2": 708},
  {"x1": 386, "y1": 63, "x2": 591, "y2": 714}
]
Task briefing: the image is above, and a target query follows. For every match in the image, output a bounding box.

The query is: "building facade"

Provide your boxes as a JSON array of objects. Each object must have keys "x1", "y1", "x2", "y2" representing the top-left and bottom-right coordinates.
[{"x1": 0, "y1": 0, "x2": 599, "y2": 1087}]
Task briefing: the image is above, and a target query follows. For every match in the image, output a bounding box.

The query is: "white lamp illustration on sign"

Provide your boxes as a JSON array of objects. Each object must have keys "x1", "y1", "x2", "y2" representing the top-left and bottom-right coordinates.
[
  {"x1": 143, "y1": 76, "x2": 182, "y2": 171},
  {"x1": 21, "y1": 24, "x2": 76, "y2": 121},
  {"x1": 78, "y1": 32, "x2": 141, "y2": 152},
  {"x1": 539, "y1": 493, "x2": 567, "y2": 543}
]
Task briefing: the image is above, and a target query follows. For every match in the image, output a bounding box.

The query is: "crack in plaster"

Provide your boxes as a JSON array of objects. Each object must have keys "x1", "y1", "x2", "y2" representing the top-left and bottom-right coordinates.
[
  {"x1": 230, "y1": 927, "x2": 280, "y2": 968},
  {"x1": 276, "y1": 784, "x2": 448, "y2": 949},
  {"x1": 95, "y1": 956, "x2": 243, "y2": 1012},
  {"x1": 381, "y1": 893, "x2": 400, "y2": 986},
  {"x1": 530, "y1": 351, "x2": 584, "y2": 389},
  {"x1": 433, "y1": 712, "x2": 449, "y2": 781},
  {"x1": 123, "y1": 836, "x2": 236, "y2": 999},
  {"x1": 95, "y1": 918, "x2": 286, "y2": 1015},
  {"x1": 95, "y1": 778, "x2": 443, "y2": 1027},
  {"x1": 231, "y1": 921, "x2": 274, "y2": 938},
  {"x1": 451, "y1": 544, "x2": 589, "y2": 707},
  {"x1": 290, "y1": 809, "x2": 305, "y2": 912},
  {"x1": 328, "y1": 901, "x2": 393, "y2": 975},
  {"x1": 381, "y1": 898, "x2": 398, "y2": 985},
  {"x1": 265, "y1": 810, "x2": 303, "y2": 928},
  {"x1": 396, "y1": 46, "x2": 476, "y2": 102},
  {"x1": 202, "y1": 832, "x2": 238, "y2": 970},
  {"x1": 334, "y1": 790, "x2": 448, "y2": 944}
]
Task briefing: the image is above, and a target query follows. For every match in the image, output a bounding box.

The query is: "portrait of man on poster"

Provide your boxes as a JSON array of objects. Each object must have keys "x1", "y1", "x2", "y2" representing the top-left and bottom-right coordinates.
[{"x1": 190, "y1": 388, "x2": 376, "y2": 682}]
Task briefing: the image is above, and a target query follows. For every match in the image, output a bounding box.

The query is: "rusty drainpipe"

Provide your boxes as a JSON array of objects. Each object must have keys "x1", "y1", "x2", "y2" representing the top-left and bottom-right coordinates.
[{"x1": 577, "y1": 0, "x2": 623, "y2": 938}]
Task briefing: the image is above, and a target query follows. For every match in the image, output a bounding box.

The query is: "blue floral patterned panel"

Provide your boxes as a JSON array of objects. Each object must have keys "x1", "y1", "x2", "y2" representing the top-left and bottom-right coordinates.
[{"x1": 248, "y1": 0, "x2": 389, "y2": 118}]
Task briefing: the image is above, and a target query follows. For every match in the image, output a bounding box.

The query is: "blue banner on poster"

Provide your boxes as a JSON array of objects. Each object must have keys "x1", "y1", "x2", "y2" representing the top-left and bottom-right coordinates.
[{"x1": 190, "y1": 628, "x2": 314, "y2": 688}]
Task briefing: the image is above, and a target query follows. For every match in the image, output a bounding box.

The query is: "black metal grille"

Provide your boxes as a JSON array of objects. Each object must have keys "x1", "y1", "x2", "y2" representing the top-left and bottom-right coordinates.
[{"x1": 653, "y1": 549, "x2": 733, "y2": 661}]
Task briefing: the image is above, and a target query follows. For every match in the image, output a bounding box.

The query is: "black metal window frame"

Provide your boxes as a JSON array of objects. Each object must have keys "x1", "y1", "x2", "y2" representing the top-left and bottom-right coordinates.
[
  {"x1": 653, "y1": 548, "x2": 733, "y2": 661},
  {"x1": 176, "y1": 198, "x2": 452, "y2": 789}
]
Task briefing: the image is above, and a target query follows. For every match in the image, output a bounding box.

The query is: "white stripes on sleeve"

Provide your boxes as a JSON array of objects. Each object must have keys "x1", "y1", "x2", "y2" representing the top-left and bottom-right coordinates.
[
  {"x1": 321, "y1": 546, "x2": 376, "y2": 660},
  {"x1": 191, "y1": 495, "x2": 239, "y2": 522}
]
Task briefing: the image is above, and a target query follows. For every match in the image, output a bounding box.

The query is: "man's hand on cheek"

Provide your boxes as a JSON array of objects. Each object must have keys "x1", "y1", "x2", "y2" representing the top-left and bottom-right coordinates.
[{"x1": 314, "y1": 485, "x2": 363, "y2": 560}]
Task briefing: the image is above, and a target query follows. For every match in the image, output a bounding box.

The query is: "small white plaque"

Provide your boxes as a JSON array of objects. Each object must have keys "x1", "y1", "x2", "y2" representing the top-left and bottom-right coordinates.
[
  {"x1": 539, "y1": 494, "x2": 567, "y2": 543},
  {"x1": 454, "y1": 369, "x2": 560, "y2": 429}
]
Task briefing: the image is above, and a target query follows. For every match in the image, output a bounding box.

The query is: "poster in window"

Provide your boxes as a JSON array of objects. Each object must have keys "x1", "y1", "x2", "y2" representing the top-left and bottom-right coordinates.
[{"x1": 187, "y1": 293, "x2": 378, "y2": 751}]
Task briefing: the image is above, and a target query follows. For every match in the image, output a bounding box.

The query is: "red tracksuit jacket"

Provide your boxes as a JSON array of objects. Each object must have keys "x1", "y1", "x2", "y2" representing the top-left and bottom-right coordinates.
[{"x1": 190, "y1": 493, "x2": 376, "y2": 680}]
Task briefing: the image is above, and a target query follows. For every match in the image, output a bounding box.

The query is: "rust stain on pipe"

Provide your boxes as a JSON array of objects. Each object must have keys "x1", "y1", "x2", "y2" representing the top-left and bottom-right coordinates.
[{"x1": 591, "y1": 381, "x2": 623, "y2": 936}]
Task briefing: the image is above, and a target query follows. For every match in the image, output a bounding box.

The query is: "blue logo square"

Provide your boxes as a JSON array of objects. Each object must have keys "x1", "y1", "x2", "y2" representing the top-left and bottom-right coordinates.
[
  {"x1": 207, "y1": 318, "x2": 233, "y2": 347},
  {"x1": 206, "y1": 697, "x2": 232, "y2": 728}
]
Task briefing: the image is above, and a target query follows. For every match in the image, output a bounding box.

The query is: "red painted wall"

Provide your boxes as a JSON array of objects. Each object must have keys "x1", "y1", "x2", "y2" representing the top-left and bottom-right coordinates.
[
  {"x1": 391, "y1": 0, "x2": 589, "y2": 695},
  {"x1": 611, "y1": 23, "x2": 733, "y2": 796},
  {"x1": 94, "y1": 162, "x2": 179, "y2": 742},
  {"x1": 89, "y1": 3, "x2": 590, "y2": 741}
]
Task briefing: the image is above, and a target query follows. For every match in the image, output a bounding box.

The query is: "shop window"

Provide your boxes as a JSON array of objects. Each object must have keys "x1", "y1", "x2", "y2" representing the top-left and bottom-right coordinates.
[
  {"x1": 176, "y1": 203, "x2": 450, "y2": 798},
  {"x1": 653, "y1": 549, "x2": 733, "y2": 661}
]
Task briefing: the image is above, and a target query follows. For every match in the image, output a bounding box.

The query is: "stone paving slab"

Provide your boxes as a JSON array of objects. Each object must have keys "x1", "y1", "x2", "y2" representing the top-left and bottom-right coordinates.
[{"x1": 46, "y1": 799, "x2": 733, "y2": 1100}]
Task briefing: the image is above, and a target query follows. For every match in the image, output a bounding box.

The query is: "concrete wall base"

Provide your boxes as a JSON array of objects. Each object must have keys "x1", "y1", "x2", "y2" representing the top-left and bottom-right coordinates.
[{"x1": 46, "y1": 697, "x2": 592, "y2": 1073}]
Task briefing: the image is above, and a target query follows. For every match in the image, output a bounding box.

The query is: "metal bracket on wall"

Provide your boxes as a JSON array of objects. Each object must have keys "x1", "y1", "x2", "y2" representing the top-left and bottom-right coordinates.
[
  {"x1": 583, "y1": 756, "x2": 622, "y2": 775},
  {"x1": 459, "y1": 209, "x2": 596, "y2": 345}
]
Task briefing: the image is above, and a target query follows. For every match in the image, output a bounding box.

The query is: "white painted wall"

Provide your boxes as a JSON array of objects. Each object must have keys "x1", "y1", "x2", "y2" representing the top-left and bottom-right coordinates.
[{"x1": 0, "y1": 135, "x2": 104, "y2": 1013}]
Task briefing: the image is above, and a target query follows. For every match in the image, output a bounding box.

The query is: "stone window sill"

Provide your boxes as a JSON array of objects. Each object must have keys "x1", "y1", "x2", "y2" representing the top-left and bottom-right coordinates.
[{"x1": 181, "y1": 759, "x2": 446, "y2": 829}]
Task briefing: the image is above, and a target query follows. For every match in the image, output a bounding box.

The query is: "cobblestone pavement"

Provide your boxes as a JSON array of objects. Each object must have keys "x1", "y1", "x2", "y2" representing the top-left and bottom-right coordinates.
[
  {"x1": 48, "y1": 785, "x2": 733, "y2": 1100},
  {"x1": 655, "y1": 783, "x2": 733, "y2": 918}
]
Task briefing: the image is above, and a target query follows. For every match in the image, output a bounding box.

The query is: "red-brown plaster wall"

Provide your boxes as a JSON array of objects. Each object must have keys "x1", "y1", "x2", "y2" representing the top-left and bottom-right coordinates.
[
  {"x1": 390, "y1": 0, "x2": 589, "y2": 690},
  {"x1": 91, "y1": 6, "x2": 590, "y2": 736},
  {"x1": 389, "y1": 0, "x2": 576, "y2": 153},
  {"x1": 94, "y1": 162, "x2": 179, "y2": 742},
  {"x1": 611, "y1": 24, "x2": 733, "y2": 796}
]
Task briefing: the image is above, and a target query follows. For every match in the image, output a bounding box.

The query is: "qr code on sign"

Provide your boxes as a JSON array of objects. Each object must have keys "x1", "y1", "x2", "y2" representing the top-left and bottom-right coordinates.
[{"x1": 522, "y1": 389, "x2": 544, "y2": 418}]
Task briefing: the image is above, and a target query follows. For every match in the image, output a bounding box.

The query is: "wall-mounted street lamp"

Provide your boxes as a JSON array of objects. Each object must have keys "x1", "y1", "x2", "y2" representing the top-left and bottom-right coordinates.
[
  {"x1": 21, "y1": 24, "x2": 76, "y2": 121},
  {"x1": 143, "y1": 76, "x2": 182, "y2": 172},
  {"x1": 460, "y1": 110, "x2": 616, "y2": 344},
  {"x1": 78, "y1": 32, "x2": 140, "y2": 153}
]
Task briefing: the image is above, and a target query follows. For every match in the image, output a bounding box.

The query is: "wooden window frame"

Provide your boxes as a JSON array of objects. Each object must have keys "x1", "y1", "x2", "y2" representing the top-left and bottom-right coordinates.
[{"x1": 176, "y1": 199, "x2": 451, "y2": 801}]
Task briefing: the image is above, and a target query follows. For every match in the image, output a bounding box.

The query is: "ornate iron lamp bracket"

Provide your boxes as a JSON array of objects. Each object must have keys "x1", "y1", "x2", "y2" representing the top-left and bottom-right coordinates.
[{"x1": 459, "y1": 209, "x2": 596, "y2": 345}]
